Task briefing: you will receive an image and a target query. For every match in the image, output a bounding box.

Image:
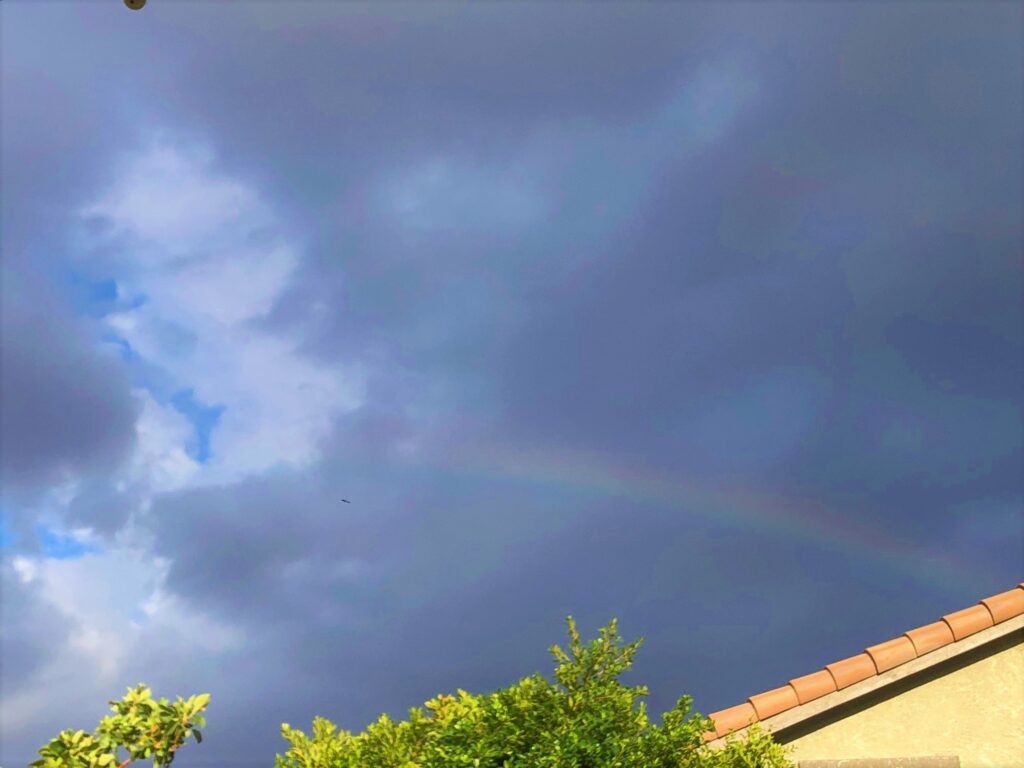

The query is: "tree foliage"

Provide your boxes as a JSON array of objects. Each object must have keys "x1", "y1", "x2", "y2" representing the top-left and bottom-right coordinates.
[
  {"x1": 274, "y1": 617, "x2": 792, "y2": 768},
  {"x1": 32, "y1": 684, "x2": 209, "y2": 768}
]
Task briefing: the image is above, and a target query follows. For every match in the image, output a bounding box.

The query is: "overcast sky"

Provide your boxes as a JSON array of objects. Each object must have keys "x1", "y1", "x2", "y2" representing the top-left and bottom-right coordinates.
[{"x1": 1, "y1": 1, "x2": 1021, "y2": 765}]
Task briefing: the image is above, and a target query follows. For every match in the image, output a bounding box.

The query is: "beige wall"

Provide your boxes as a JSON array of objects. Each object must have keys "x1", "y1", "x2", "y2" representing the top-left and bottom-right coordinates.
[{"x1": 785, "y1": 639, "x2": 1024, "y2": 768}]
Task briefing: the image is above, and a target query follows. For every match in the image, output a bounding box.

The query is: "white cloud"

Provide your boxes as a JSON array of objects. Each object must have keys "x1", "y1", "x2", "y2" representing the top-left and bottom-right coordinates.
[
  {"x1": 2, "y1": 523, "x2": 241, "y2": 730},
  {"x1": 21, "y1": 544, "x2": 151, "y2": 682},
  {"x1": 82, "y1": 142, "x2": 268, "y2": 262},
  {"x1": 11, "y1": 556, "x2": 37, "y2": 584},
  {"x1": 0, "y1": 138, "x2": 360, "y2": 733},
  {"x1": 82, "y1": 138, "x2": 365, "y2": 485},
  {"x1": 164, "y1": 243, "x2": 297, "y2": 326},
  {"x1": 129, "y1": 389, "x2": 200, "y2": 493},
  {"x1": 137, "y1": 587, "x2": 243, "y2": 653}
]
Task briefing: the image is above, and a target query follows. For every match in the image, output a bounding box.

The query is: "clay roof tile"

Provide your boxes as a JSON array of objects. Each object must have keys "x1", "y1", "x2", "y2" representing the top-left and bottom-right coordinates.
[
  {"x1": 942, "y1": 604, "x2": 994, "y2": 641},
  {"x1": 788, "y1": 669, "x2": 837, "y2": 704},
  {"x1": 865, "y1": 635, "x2": 918, "y2": 673},
  {"x1": 703, "y1": 583, "x2": 1022, "y2": 743},
  {"x1": 748, "y1": 685, "x2": 800, "y2": 720},
  {"x1": 980, "y1": 587, "x2": 1024, "y2": 624},
  {"x1": 707, "y1": 702, "x2": 757, "y2": 738},
  {"x1": 904, "y1": 620, "x2": 955, "y2": 656},
  {"x1": 825, "y1": 652, "x2": 877, "y2": 689}
]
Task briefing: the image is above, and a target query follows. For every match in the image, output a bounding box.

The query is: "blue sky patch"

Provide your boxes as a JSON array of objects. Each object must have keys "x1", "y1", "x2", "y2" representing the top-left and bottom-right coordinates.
[
  {"x1": 68, "y1": 272, "x2": 146, "y2": 318},
  {"x1": 102, "y1": 331, "x2": 140, "y2": 363},
  {"x1": 171, "y1": 388, "x2": 226, "y2": 464},
  {"x1": 35, "y1": 523, "x2": 102, "y2": 559},
  {"x1": 0, "y1": 513, "x2": 20, "y2": 549}
]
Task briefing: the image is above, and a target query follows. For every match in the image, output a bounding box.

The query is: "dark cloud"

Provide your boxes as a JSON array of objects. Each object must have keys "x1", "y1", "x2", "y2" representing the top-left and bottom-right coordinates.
[
  {"x1": 0, "y1": 566, "x2": 72, "y2": 695},
  {"x1": 2, "y1": 2, "x2": 1021, "y2": 767},
  {"x1": 0, "y1": 270, "x2": 141, "y2": 504},
  {"x1": 133, "y1": 456, "x2": 1014, "y2": 768},
  {"x1": 1, "y1": 2, "x2": 151, "y2": 515}
]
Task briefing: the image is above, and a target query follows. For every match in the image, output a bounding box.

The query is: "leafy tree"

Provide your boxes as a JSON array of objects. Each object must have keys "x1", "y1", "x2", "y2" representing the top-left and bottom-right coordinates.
[
  {"x1": 31, "y1": 684, "x2": 209, "y2": 768},
  {"x1": 274, "y1": 617, "x2": 792, "y2": 768}
]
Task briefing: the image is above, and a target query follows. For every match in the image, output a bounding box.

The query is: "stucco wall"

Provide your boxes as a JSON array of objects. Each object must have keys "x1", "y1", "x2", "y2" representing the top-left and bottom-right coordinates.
[{"x1": 785, "y1": 639, "x2": 1024, "y2": 768}]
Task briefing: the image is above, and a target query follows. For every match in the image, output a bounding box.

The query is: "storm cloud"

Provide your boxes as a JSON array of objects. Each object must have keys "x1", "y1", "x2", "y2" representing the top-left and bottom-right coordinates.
[{"x1": 1, "y1": 2, "x2": 1021, "y2": 767}]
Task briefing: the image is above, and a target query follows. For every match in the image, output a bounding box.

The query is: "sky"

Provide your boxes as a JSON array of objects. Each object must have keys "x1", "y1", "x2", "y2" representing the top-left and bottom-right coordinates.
[{"x1": 0, "y1": 1, "x2": 1021, "y2": 765}]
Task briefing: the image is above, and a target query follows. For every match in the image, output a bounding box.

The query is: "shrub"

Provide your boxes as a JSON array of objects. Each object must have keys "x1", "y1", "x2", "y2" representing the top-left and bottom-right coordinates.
[
  {"x1": 31, "y1": 684, "x2": 209, "y2": 768},
  {"x1": 274, "y1": 617, "x2": 792, "y2": 768}
]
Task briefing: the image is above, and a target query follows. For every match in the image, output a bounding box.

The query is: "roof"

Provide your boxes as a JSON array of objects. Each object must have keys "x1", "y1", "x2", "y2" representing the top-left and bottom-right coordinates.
[{"x1": 704, "y1": 582, "x2": 1024, "y2": 743}]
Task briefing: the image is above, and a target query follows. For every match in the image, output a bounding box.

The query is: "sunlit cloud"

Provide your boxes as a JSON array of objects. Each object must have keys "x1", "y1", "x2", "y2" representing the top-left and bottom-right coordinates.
[{"x1": 81, "y1": 138, "x2": 366, "y2": 485}]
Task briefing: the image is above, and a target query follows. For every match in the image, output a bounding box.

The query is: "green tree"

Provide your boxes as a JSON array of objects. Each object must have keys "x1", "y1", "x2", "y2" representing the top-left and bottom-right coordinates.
[
  {"x1": 274, "y1": 617, "x2": 791, "y2": 768},
  {"x1": 31, "y1": 684, "x2": 209, "y2": 768}
]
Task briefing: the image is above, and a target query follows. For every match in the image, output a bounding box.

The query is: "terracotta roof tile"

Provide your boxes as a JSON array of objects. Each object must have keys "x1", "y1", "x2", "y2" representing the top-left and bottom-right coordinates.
[
  {"x1": 748, "y1": 685, "x2": 800, "y2": 719},
  {"x1": 864, "y1": 635, "x2": 917, "y2": 673},
  {"x1": 708, "y1": 702, "x2": 757, "y2": 738},
  {"x1": 789, "y1": 669, "x2": 837, "y2": 704},
  {"x1": 904, "y1": 620, "x2": 955, "y2": 656},
  {"x1": 825, "y1": 653, "x2": 877, "y2": 689},
  {"x1": 942, "y1": 604, "x2": 994, "y2": 641},
  {"x1": 980, "y1": 587, "x2": 1024, "y2": 624},
  {"x1": 702, "y1": 582, "x2": 1024, "y2": 741}
]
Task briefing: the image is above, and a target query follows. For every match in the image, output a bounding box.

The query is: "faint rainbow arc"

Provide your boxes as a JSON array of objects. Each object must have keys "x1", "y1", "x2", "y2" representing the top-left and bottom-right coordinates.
[{"x1": 399, "y1": 440, "x2": 973, "y2": 595}]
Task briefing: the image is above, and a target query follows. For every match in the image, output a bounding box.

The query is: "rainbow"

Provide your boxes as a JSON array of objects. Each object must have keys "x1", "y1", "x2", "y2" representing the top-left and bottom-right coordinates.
[{"x1": 400, "y1": 439, "x2": 973, "y2": 597}]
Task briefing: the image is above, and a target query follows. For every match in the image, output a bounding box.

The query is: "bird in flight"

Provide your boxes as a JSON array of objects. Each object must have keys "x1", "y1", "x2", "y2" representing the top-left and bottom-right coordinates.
[{"x1": 341, "y1": 499, "x2": 351, "y2": 503}]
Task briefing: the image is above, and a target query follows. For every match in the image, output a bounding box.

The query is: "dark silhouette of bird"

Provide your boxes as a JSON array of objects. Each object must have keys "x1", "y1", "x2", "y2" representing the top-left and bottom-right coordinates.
[{"x1": 341, "y1": 499, "x2": 351, "y2": 503}]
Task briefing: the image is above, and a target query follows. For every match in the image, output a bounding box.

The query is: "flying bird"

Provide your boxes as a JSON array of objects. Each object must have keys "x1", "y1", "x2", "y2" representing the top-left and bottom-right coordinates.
[{"x1": 341, "y1": 499, "x2": 351, "y2": 503}]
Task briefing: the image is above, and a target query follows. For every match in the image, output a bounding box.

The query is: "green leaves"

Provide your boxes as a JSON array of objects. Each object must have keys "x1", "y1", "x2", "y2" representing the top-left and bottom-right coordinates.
[
  {"x1": 30, "y1": 729, "x2": 116, "y2": 768},
  {"x1": 32, "y1": 684, "x2": 212, "y2": 768},
  {"x1": 274, "y1": 617, "x2": 793, "y2": 768},
  {"x1": 33, "y1": 620, "x2": 792, "y2": 768}
]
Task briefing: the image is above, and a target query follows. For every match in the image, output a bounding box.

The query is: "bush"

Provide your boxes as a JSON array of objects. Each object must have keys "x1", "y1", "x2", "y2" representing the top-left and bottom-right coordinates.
[
  {"x1": 31, "y1": 684, "x2": 209, "y2": 768},
  {"x1": 274, "y1": 617, "x2": 792, "y2": 768}
]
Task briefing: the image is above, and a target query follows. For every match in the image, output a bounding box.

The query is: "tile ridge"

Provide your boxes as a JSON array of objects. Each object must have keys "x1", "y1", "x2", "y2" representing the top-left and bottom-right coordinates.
[{"x1": 703, "y1": 582, "x2": 1024, "y2": 740}]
